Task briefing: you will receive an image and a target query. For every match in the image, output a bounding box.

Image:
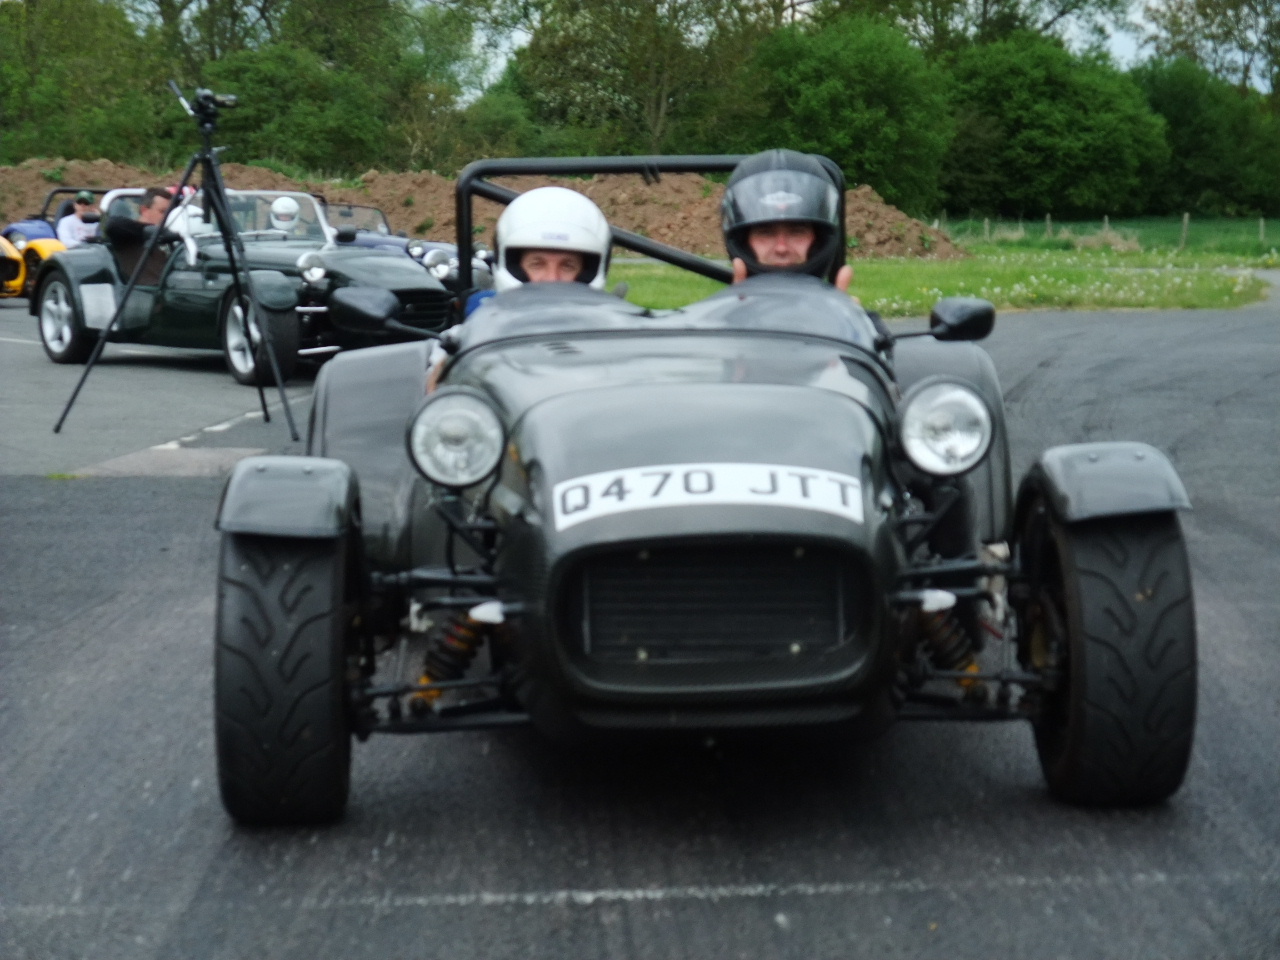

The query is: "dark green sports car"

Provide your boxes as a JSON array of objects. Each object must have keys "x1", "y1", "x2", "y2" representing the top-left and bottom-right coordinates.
[{"x1": 29, "y1": 190, "x2": 459, "y2": 384}]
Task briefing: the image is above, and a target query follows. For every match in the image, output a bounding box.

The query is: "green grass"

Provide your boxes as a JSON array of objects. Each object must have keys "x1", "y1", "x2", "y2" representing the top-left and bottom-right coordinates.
[
  {"x1": 611, "y1": 248, "x2": 1271, "y2": 317},
  {"x1": 612, "y1": 260, "x2": 726, "y2": 308},
  {"x1": 944, "y1": 215, "x2": 1280, "y2": 258}
]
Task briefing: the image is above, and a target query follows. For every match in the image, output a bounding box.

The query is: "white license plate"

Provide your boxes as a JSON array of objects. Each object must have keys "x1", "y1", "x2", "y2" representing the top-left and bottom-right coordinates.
[{"x1": 551, "y1": 462, "x2": 864, "y2": 531}]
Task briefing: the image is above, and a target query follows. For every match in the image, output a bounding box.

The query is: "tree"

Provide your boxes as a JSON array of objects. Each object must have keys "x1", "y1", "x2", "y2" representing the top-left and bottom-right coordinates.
[
  {"x1": 1132, "y1": 57, "x2": 1280, "y2": 214},
  {"x1": 1143, "y1": 0, "x2": 1279, "y2": 104},
  {"x1": 814, "y1": 0, "x2": 1129, "y2": 54},
  {"x1": 515, "y1": 0, "x2": 769, "y2": 153},
  {"x1": 743, "y1": 16, "x2": 953, "y2": 213},
  {"x1": 942, "y1": 32, "x2": 1168, "y2": 216},
  {"x1": 0, "y1": 0, "x2": 166, "y2": 164},
  {"x1": 201, "y1": 44, "x2": 390, "y2": 173}
]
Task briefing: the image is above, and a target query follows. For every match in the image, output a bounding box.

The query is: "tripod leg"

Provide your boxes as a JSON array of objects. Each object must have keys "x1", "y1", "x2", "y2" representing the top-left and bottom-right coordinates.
[
  {"x1": 55, "y1": 154, "x2": 201, "y2": 433},
  {"x1": 204, "y1": 159, "x2": 299, "y2": 441}
]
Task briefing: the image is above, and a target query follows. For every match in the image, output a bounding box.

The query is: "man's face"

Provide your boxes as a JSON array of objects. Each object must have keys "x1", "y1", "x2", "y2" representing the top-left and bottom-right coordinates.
[
  {"x1": 747, "y1": 221, "x2": 815, "y2": 267},
  {"x1": 520, "y1": 249, "x2": 584, "y2": 284},
  {"x1": 140, "y1": 196, "x2": 171, "y2": 227},
  {"x1": 74, "y1": 198, "x2": 94, "y2": 220}
]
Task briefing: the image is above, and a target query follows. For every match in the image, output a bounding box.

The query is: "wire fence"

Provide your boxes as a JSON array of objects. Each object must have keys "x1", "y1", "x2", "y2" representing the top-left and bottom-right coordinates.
[{"x1": 932, "y1": 214, "x2": 1277, "y2": 256}]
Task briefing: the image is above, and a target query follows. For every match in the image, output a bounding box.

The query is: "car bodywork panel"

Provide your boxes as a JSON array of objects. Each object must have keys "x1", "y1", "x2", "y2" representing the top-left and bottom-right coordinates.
[
  {"x1": 218, "y1": 456, "x2": 359, "y2": 538},
  {"x1": 1013, "y1": 441, "x2": 1191, "y2": 529}
]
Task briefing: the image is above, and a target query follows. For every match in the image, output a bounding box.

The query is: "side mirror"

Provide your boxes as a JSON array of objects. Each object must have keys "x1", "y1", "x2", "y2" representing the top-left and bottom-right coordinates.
[
  {"x1": 930, "y1": 297, "x2": 995, "y2": 342},
  {"x1": 81, "y1": 212, "x2": 102, "y2": 224},
  {"x1": 335, "y1": 226, "x2": 358, "y2": 244},
  {"x1": 329, "y1": 285, "x2": 400, "y2": 334}
]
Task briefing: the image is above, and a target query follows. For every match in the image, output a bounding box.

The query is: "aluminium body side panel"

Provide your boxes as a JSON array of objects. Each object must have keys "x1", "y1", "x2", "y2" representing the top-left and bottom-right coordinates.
[{"x1": 308, "y1": 340, "x2": 434, "y2": 570}]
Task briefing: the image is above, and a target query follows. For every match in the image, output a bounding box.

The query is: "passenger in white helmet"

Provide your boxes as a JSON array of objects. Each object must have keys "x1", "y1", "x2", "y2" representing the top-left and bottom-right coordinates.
[
  {"x1": 269, "y1": 195, "x2": 301, "y2": 234},
  {"x1": 480, "y1": 186, "x2": 611, "y2": 305}
]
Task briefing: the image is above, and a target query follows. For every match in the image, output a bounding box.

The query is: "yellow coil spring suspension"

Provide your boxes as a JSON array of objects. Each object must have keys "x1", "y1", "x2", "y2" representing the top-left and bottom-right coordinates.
[
  {"x1": 922, "y1": 610, "x2": 982, "y2": 690},
  {"x1": 410, "y1": 612, "x2": 488, "y2": 709}
]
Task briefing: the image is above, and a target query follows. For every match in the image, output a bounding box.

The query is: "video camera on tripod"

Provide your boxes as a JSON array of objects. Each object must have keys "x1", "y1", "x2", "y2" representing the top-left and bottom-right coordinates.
[{"x1": 171, "y1": 82, "x2": 238, "y2": 130}]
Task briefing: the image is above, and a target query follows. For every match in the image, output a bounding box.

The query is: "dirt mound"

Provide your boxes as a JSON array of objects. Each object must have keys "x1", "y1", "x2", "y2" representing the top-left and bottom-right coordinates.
[{"x1": 0, "y1": 157, "x2": 961, "y2": 260}]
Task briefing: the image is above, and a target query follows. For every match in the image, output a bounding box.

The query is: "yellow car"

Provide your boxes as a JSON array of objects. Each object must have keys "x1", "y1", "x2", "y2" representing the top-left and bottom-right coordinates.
[
  {"x1": 1, "y1": 187, "x2": 107, "y2": 299},
  {"x1": 0, "y1": 233, "x2": 24, "y2": 297}
]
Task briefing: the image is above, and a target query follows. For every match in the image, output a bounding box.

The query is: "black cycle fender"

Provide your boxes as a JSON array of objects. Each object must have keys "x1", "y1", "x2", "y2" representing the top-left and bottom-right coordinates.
[
  {"x1": 217, "y1": 455, "x2": 359, "y2": 538},
  {"x1": 1013, "y1": 441, "x2": 1190, "y2": 531}
]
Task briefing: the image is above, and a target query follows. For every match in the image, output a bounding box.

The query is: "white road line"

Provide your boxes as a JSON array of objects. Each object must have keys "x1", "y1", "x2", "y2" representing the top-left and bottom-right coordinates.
[
  {"x1": 0, "y1": 336, "x2": 39, "y2": 346},
  {"x1": 2, "y1": 869, "x2": 1275, "y2": 918}
]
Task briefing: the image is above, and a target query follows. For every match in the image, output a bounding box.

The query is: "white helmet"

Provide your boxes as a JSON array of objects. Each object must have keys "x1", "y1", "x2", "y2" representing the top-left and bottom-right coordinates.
[
  {"x1": 270, "y1": 196, "x2": 300, "y2": 232},
  {"x1": 493, "y1": 186, "x2": 611, "y2": 293}
]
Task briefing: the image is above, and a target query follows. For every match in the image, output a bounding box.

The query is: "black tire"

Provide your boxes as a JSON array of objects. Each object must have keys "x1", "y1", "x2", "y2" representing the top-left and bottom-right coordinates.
[
  {"x1": 215, "y1": 533, "x2": 353, "y2": 826},
  {"x1": 1023, "y1": 507, "x2": 1197, "y2": 805},
  {"x1": 23, "y1": 249, "x2": 42, "y2": 300},
  {"x1": 220, "y1": 293, "x2": 299, "y2": 386},
  {"x1": 37, "y1": 270, "x2": 98, "y2": 364}
]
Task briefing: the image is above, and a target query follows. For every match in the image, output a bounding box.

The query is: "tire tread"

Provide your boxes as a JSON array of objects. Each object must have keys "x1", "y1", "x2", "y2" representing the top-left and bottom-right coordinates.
[
  {"x1": 1039, "y1": 512, "x2": 1197, "y2": 806},
  {"x1": 215, "y1": 535, "x2": 351, "y2": 825}
]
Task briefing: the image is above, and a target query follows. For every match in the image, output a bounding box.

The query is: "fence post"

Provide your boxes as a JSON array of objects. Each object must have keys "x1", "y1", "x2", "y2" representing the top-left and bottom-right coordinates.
[
  {"x1": 1103, "y1": 215, "x2": 1110, "y2": 233},
  {"x1": 1260, "y1": 217, "x2": 1266, "y2": 244},
  {"x1": 983, "y1": 217, "x2": 990, "y2": 242},
  {"x1": 1179, "y1": 212, "x2": 1189, "y2": 250},
  {"x1": 1045, "y1": 213, "x2": 1052, "y2": 238}
]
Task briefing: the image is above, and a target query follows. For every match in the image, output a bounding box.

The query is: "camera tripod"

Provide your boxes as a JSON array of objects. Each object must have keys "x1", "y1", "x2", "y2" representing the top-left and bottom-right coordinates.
[{"x1": 55, "y1": 81, "x2": 299, "y2": 440}]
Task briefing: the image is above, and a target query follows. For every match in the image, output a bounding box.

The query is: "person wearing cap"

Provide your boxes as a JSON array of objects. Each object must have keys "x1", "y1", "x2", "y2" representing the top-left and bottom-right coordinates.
[
  {"x1": 722, "y1": 149, "x2": 854, "y2": 294},
  {"x1": 55, "y1": 191, "x2": 99, "y2": 248}
]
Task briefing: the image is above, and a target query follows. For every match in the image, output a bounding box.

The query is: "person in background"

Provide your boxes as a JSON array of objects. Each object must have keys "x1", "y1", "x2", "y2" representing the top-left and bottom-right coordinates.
[
  {"x1": 103, "y1": 187, "x2": 175, "y2": 286},
  {"x1": 55, "y1": 191, "x2": 99, "y2": 248}
]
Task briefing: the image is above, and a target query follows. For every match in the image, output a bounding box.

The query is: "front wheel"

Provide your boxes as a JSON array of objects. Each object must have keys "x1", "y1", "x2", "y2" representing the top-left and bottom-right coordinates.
[
  {"x1": 37, "y1": 271, "x2": 98, "y2": 363},
  {"x1": 215, "y1": 533, "x2": 354, "y2": 826},
  {"x1": 1020, "y1": 506, "x2": 1196, "y2": 806},
  {"x1": 220, "y1": 293, "x2": 299, "y2": 386}
]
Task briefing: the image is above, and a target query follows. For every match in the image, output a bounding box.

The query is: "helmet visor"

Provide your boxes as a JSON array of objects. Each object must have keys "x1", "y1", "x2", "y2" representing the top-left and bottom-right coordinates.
[{"x1": 722, "y1": 169, "x2": 840, "y2": 232}]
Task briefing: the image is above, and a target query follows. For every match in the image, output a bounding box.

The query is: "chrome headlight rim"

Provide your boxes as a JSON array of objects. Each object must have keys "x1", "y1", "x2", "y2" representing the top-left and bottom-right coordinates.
[
  {"x1": 405, "y1": 386, "x2": 506, "y2": 489},
  {"x1": 897, "y1": 376, "x2": 993, "y2": 477},
  {"x1": 406, "y1": 239, "x2": 426, "y2": 260},
  {"x1": 11, "y1": 232, "x2": 28, "y2": 252}
]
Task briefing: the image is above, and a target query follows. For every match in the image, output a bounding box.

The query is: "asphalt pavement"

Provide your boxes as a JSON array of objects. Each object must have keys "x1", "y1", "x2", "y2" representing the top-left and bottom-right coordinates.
[{"x1": 1, "y1": 291, "x2": 1277, "y2": 959}]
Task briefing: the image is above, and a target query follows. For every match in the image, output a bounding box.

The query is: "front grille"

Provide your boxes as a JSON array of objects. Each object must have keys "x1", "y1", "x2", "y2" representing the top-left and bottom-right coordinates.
[
  {"x1": 396, "y1": 289, "x2": 454, "y2": 330},
  {"x1": 574, "y1": 544, "x2": 856, "y2": 665}
]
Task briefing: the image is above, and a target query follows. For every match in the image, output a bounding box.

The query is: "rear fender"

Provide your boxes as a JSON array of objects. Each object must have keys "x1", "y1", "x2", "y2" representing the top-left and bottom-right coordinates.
[
  {"x1": 1012, "y1": 441, "x2": 1190, "y2": 534},
  {"x1": 217, "y1": 456, "x2": 359, "y2": 538}
]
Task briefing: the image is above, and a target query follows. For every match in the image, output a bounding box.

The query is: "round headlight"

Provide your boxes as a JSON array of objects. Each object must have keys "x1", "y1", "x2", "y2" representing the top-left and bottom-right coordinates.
[
  {"x1": 11, "y1": 232, "x2": 28, "y2": 252},
  {"x1": 295, "y1": 251, "x2": 326, "y2": 284},
  {"x1": 407, "y1": 390, "x2": 505, "y2": 488},
  {"x1": 898, "y1": 380, "x2": 992, "y2": 476},
  {"x1": 407, "y1": 240, "x2": 426, "y2": 260}
]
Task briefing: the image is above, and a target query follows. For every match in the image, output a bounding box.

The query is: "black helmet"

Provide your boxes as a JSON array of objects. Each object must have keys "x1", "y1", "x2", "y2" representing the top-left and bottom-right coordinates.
[{"x1": 722, "y1": 149, "x2": 843, "y2": 281}]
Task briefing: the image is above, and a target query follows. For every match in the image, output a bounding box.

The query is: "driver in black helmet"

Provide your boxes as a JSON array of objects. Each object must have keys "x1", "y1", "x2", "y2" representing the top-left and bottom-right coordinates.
[{"x1": 723, "y1": 149, "x2": 855, "y2": 294}]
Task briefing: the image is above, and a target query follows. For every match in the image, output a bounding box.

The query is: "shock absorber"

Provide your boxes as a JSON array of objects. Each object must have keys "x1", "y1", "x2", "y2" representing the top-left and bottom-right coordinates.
[
  {"x1": 921, "y1": 609, "x2": 984, "y2": 697},
  {"x1": 409, "y1": 611, "x2": 489, "y2": 713}
]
